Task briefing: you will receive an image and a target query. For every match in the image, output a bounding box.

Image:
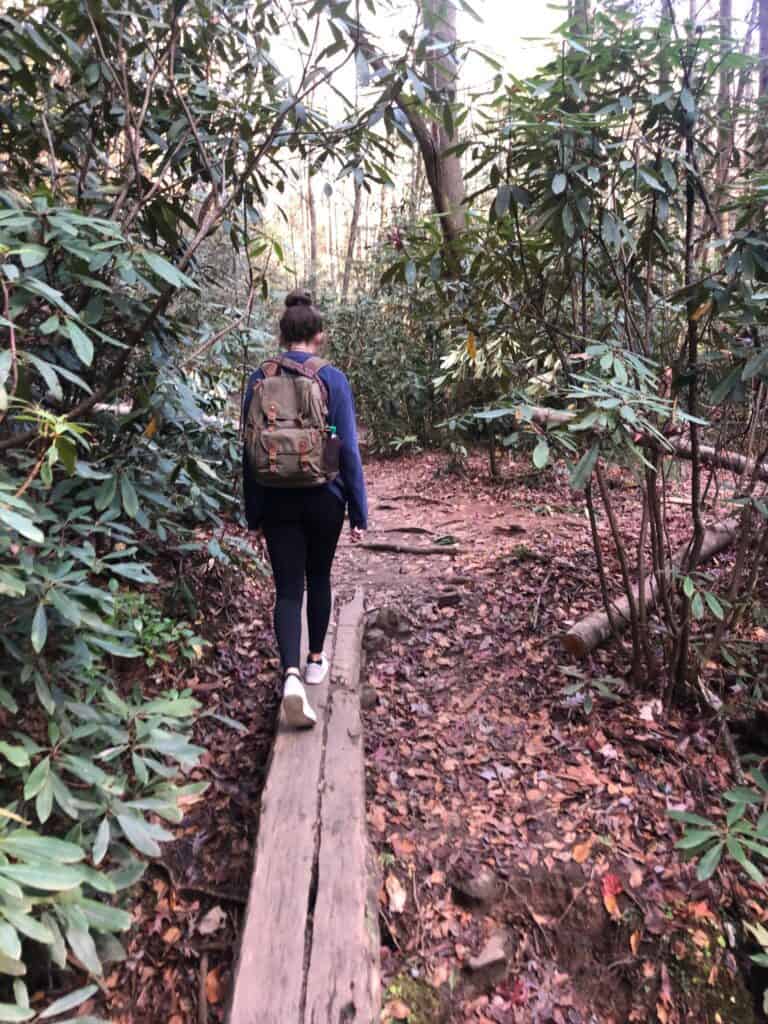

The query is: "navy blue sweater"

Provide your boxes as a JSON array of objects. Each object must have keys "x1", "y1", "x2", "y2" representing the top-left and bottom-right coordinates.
[{"x1": 242, "y1": 351, "x2": 368, "y2": 530}]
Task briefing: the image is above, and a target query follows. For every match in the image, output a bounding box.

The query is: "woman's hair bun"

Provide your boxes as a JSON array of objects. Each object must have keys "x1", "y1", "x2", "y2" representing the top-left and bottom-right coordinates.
[{"x1": 285, "y1": 288, "x2": 313, "y2": 309}]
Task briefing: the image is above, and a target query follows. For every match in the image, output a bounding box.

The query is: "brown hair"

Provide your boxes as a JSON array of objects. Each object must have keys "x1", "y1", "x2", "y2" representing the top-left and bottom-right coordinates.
[{"x1": 280, "y1": 289, "x2": 323, "y2": 346}]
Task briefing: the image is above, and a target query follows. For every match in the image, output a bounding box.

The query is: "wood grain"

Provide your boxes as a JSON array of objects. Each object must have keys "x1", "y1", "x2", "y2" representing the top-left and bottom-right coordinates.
[
  {"x1": 228, "y1": 607, "x2": 335, "y2": 1024},
  {"x1": 304, "y1": 589, "x2": 380, "y2": 1024}
]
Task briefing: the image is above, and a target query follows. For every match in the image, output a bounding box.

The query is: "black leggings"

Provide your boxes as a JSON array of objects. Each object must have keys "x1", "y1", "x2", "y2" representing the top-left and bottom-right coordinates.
[{"x1": 262, "y1": 487, "x2": 345, "y2": 670}]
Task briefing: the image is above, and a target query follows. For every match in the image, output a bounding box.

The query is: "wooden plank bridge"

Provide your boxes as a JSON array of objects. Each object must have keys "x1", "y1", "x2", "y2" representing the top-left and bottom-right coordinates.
[{"x1": 228, "y1": 589, "x2": 380, "y2": 1024}]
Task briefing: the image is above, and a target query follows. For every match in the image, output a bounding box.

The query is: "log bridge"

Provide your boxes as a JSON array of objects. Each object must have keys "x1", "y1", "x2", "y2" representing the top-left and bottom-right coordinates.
[{"x1": 228, "y1": 589, "x2": 380, "y2": 1024}]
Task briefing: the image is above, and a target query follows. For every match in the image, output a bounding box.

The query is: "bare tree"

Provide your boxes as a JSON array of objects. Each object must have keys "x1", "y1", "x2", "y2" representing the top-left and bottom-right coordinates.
[
  {"x1": 341, "y1": 178, "x2": 363, "y2": 303},
  {"x1": 306, "y1": 163, "x2": 318, "y2": 293},
  {"x1": 717, "y1": 0, "x2": 733, "y2": 234},
  {"x1": 760, "y1": 0, "x2": 768, "y2": 162},
  {"x1": 570, "y1": 0, "x2": 590, "y2": 35},
  {"x1": 354, "y1": 1, "x2": 466, "y2": 252},
  {"x1": 421, "y1": 0, "x2": 466, "y2": 242}
]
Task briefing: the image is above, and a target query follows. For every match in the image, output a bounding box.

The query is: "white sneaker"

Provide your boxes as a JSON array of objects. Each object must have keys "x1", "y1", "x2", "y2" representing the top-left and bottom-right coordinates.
[
  {"x1": 282, "y1": 672, "x2": 317, "y2": 728},
  {"x1": 304, "y1": 654, "x2": 329, "y2": 686}
]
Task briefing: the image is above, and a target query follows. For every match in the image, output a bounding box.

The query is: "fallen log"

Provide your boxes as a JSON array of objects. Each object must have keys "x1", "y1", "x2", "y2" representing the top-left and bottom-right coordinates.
[
  {"x1": 562, "y1": 518, "x2": 739, "y2": 657},
  {"x1": 361, "y1": 541, "x2": 459, "y2": 556},
  {"x1": 516, "y1": 405, "x2": 768, "y2": 484}
]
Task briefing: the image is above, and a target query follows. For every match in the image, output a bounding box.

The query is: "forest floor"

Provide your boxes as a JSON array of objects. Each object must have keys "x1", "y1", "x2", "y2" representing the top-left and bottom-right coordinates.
[
  {"x1": 338, "y1": 452, "x2": 765, "y2": 1024},
  {"x1": 98, "y1": 450, "x2": 765, "y2": 1024}
]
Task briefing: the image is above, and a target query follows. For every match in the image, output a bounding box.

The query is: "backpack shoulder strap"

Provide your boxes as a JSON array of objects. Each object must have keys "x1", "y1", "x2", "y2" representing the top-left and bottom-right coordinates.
[
  {"x1": 303, "y1": 356, "x2": 330, "y2": 376},
  {"x1": 274, "y1": 355, "x2": 330, "y2": 402},
  {"x1": 260, "y1": 359, "x2": 282, "y2": 378}
]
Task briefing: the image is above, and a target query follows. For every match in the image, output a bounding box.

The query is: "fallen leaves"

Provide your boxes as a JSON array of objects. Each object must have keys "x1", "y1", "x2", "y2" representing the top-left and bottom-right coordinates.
[
  {"x1": 572, "y1": 838, "x2": 594, "y2": 864},
  {"x1": 385, "y1": 873, "x2": 407, "y2": 914},
  {"x1": 601, "y1": 872, "x2": 623, "y2": 920},
  {"x1": 197, "y1": 906, "x2": 226, "y2": 936},
  {"x1": 382, "y1": 998, "x2": 411, "y2": 1021},
  {"x1": 205, "y1": 967, "x2": 223, "y2": 1005}
]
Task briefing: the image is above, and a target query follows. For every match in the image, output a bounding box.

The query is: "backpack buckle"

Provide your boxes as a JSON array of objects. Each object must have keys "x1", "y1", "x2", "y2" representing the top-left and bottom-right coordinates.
[
  {"x1": 268, "y1": 448, "x2": 278, "y2": 473},
  {"x1": 267, "y1": 403, "x2": 278, "y2": 424}
]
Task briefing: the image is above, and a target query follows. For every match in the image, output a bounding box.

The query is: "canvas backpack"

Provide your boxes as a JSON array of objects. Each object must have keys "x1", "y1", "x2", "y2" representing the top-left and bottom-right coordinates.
[{"x1": 244, "y1": 355, "x2": 341, "y2": 488}]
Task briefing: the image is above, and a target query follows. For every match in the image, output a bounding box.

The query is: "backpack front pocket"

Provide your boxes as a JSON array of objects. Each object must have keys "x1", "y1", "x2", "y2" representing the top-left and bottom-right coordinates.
[{"x1": 255, "y1": 428, "x2": 325, "y2": 485}]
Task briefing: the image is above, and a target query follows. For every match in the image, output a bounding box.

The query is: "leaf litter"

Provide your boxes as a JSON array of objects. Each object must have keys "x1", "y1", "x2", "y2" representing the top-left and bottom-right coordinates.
[{"x1": 337, "y1": 451, "x2": 766, "y2": 1024}]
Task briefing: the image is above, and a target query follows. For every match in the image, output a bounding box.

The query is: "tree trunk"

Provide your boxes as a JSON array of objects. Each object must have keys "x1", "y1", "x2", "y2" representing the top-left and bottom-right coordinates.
[
  {"x1": 421, "y1": 0, "x2": 465, "y2": 244},
  {"x1": 571, "y1": 0, "x2": 590, "y2": 36},
  {"x1": 352, "y1": 6, "x2": 465, "y2": 253},
  {"x1": 307, "y1": 164, "x2": 318, "y2": 294},
  {"x1": 563, "y1": 519, "x2": 739, "y2": 657},
  {"x1": 341, "y1": 179, "x2": 362, "y2": 304},
  {"x1": 517, "y1": 404, "x2": 768, "y2": 482},
  {"x1": 760, "y1": 0, "x2": 768, "y2": 163},
  {"x1": 717, "y1": 0, "x2": 733, "y2": 235},
  {"x1": 326, "y1": 192, "x2": 335, "y2": 294}
]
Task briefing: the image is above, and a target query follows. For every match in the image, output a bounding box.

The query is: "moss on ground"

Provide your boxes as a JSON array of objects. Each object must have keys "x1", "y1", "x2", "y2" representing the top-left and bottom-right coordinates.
[{"x1": 382, "y1": 974, "x2": 443, "y2": 1024}]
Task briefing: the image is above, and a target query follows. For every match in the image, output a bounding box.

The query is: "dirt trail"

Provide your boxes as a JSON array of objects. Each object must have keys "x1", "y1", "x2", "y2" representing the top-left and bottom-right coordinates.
[{"x1": 336, "y1": 453, "x2": 761, "y2": 1024}]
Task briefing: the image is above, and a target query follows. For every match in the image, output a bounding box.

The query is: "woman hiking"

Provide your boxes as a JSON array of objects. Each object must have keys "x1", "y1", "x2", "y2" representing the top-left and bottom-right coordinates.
[{"x1": 242, "y1": 290, "x2": 368, "y2": 728}]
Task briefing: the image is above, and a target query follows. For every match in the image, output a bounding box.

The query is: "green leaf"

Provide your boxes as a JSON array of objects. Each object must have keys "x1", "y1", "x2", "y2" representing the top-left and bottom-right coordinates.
[
  {"x1": 0, "y1": 908, "x2": 54, "y2": 945},
  {"x1": 552, "y1": 172, "x2": 567, "y2": 195},
  {"x1": 17, "y1": 244, "x2": 47, "y2": 268},
  {"x1": 18, "y1": 278, "x2": 77, "y2": 317},
  {"x1": 31, "y1": 603, "x2": 48, "y2": 653},
  {"x1": 92, "y1": 818, "x2": 110, "y2": 867},
  {"x1": 64, "y1": 321, "x2": 94, "y2": 367},
  {"x1": 704, "y1": 591, "x2": 725, "y2": 620},
  {"x1": 49, "y1": 590, "x2": 82, "y2": 627},
  {"x1": 682, "y1": 576, "x2": 695, "y2": 599},
  {"x1": 726, "y1": 838, "x2": 764, "y2": 883},
  {"x1": 638, "y1": 169, "x2": 664, "y2": 192},
  {"x1": 0, "y1": 508, "x2": 44, "y2": 544},
  {"x1": 532, "y1": 439, "x2": 549, "y2": 470},
  {"x1": 675, "y1": 829, "x2": 719, "y2": 850},
  {"x1": 120, "y1": 476, "x2": 139, "y2": 519},
  {"x1": 41, "y1": 914, "x2": 66, "y2": 969},
  {"x1": 116, "y1": 814, "x2": 162, "y2": 857},
  {"x1": 0, "y1": 954, "x2": 26, "y2": 978},
  {"x1": 36, "y1": 776, "x2": 54, "y2": 825},
  {"x1": 0, "y1": 1005, "x2": 34, "y2": 1022},
  {"x1": 24, "y1": 756, "x2": 50, "y2": 800},
  {"x1": 141, "y1": 251, "x2": 198, "y2": 291},
  {"x1": 39, "y1": 984, "x2": 99, "y2": 1019},
  {"x1": 668, "y1": 810, "x2": 714, "y2": 828},
  {"x1": 569, "y1": 443, "x2": 599, "y2": 491},
  {"x1": 80, "y1": 899, "x2": 131, "y2": 934},
  {"x1": 11, "y1": 983, "x2": 26, "y2": 1012},
  {"x1": 0, "y1": 863, "x2": 85, "y2": 892},
  {"x1": 94, "y1": 475, "x2": 117, "y2": 512},
  {"x1": 723, "y1": 786, "x2": 762, "y2": 805},
  {"x1": 60, "y1": 755, "x2": 110, "y2": 788},
  {"x1": 0, "y1": 924, "x2": 20, "y2": 962},
  {"x1": 108, "y1": 858, "x2": 146, "y2": 891},
  {"x1": 0, "y1": 834, "x2": 83, "y2": 863},
  {"x1": 0, "y1": 744, "x2": 30, "y2": 769},
  {"x1": 562, "y1": 204, "x2": 575, "y2": 238},
  {"x1": 696, "y1": 841, "x2": 724, "y2": 881},
  {"x1": 64, "y1": 920, "x2": 101, "y2": 977}
]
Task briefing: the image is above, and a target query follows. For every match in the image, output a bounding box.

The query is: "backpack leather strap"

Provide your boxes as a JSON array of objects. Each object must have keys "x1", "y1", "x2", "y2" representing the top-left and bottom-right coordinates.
[{"x1": 268, "y1": 355, "x2": 330, "y2": 404}]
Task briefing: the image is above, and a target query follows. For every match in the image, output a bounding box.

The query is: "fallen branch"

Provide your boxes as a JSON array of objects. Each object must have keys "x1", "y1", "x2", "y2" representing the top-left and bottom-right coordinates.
[
  {"x1": 562, "y1": 518, "x2": 739, "y2": 657},
  {"x1": 361, "y1": 541, "x2": 459, "y2": 557},
  {"x1": 380, "y1": 526, "x2": 434, "y2": 536},
  {"x1": 517, "y1": 405, "x2": 768, "y2": 484}
]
